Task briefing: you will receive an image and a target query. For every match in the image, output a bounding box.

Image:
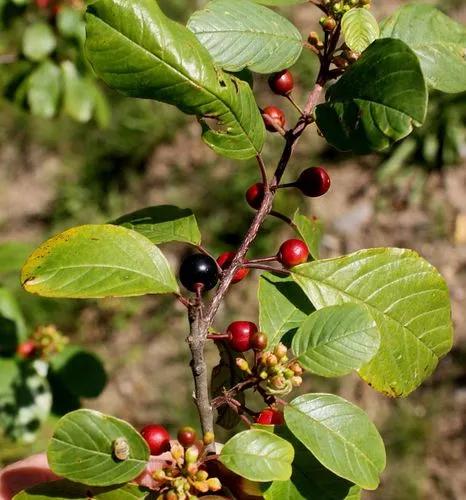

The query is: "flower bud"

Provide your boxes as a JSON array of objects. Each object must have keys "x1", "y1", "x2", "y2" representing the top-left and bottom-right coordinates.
[
  {"x1": 207, "y1": 477, "x2": 222, "y2": 491},
  {"x1": 266, "y1": 353, "x2": 278, "y2": 367},
  {"x1": 152, "y1": 469, "x2": 166, "y2": 482},
  {"x1": 185, "y1": 445, "x2": 200, "y2": 464},
  {"x1": 203, "y1": 431, "x2": 215, "y2": 445},
  {"x1": 291, "y1": 376, "x2": 303, "y2": 387},
  {"x1": 320, "y1": 16, "x2": 337, "y2": 31},
  {"x1": 289, "y1": 362, "x2": 303, "y2": 376},
  {"x1": 259, "y1": 370, "x2": 268, "y2": 380},
  {"x1": 193, "y1": 481, "x2": 209, "y2": 493},
  {"x1": 270, "y1": 375, "x2": 286, "y2": 390},
  {"x1": 274, "y1": 343, "x2": 288, "y2": 359},
  {"x1": 236, "y1": 358, "x2": 251, "y2": 373},
  {"x1": 196, "y1": 470, "x2": 209, "y2": 481},
  {"x1": 284, "y1": 368, "x2": 295, "y2": 379},
  {"x1": 186, "y1": 463, "x2": 198, "y2": 476}
]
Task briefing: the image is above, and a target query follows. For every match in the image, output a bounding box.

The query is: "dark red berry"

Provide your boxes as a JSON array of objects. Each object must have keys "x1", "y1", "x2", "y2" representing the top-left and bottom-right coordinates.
[
  {"x1": 262, "y1": 106, "x2": 286, "y2": 132},
  {"x1": 17, "y1": 340, "x2": 38, "y2": 359},
  {"x1": 268, "y1": 70, "x2": 294, "y2": 96},
  {"x1": 278, "y1": 239, "x2": 309, "y2": 268},
  {"x1": 245, "y1": 183, "x2": 265, "y2": 210},
  {"x1": 255, "y1": 408, "x2": 284, "y2": 425},
  {"x1": 227, "y1": 321, "x2": 258, "y2": 352},
  {"x1": 217, "y1": 251, "x2": 250, "y2": 284},
  {"x1": 179, "y1": 254, "x2": 219, "y2": 292},
  {"x1": 141, "y1": 424, "x2": 171, "y2": 455},
  {"x1": 250, "y1": 332, "x2": 268, "y2": 351},
  {"x1": 295, "y1": 167, "x2": 331, "y2": 197},
  {"x1": 177, "y1": 426, "x2": 197, "y2": 448}
]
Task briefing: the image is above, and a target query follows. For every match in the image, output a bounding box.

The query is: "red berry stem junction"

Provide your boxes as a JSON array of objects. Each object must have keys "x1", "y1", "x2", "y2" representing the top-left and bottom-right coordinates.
[{"x1": 185, "y1": 21, "x2": 342, "y2": 449}]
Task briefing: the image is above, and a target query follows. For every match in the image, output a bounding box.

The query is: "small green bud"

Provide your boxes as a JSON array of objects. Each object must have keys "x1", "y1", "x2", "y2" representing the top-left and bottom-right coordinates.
[
  {"x1": 259, "y1": 370, "x2": 268, "y2": 380},
  {"x1": 236, "y1": 357, "x2": 251, "y2": 373},
  {"x1": 185, "y1": 445, "x2": 200, "y2": 464},
  {"x1": 284, "y1": 368, "x2": 295, "y2": 379},
  {"x1": 196, "y1": 470, "x2": 209, "y2": 481}
]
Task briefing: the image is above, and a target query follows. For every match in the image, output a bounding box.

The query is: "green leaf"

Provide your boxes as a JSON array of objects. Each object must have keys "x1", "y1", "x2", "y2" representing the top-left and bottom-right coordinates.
[
  {"x1": 21, "y1": 224, "x2": 179, "y2": 299},
  {"x1": 292, "y1": 210, "x2": 323, "y2": 260},
  {"x1": 13, "y1": 480, "x2": 149, "y2": 499},
  {"x1": 380, "y1": 4, "x2": 466, "y2": 93},
  {"x1": 187, "y1": 0, "x2": 302, "y2": 74},
  {"x1": 47, "y1": 409, "x2": 150, "y2": 486},
  {"x1": 292, "y1": 304, "x2": 380, "y2": 377},
  {"x1": 285, "y1": 394, "x2": 386, "y2": 490},
  {"x1": 258, "y1": 272, "x2": 314, "y2": 349},
  {"x1": 22, "y1": 22, "x2": 56, "y2": 62},
  {"x1": 0, "y1": 242, "x2": 34, "y2": 274},
  {"x1": 50, "y1": 346, "x2": 107, "y2": 398},
  {"x1": 291, "y1": 248, "x2": 453, "y2": 396},
  {"x1": 263, "y1": 427, "x2": 360, "y2": 500},
  {"x1": 220, "y1": 429, "x2": 294, "y2": 482},
  {"x1": 315, "y1": 39, "x2": 427, "y2": 154},
  {"x1": 112, "y1": 205, "x2": 201, "y2": 246},
  {"x1": 62, "y1": 62, "x2": 95, "y2": 123},
  {"x1": 252, "y1": 0, "x2": 307, "y2": 5},
  {"x1": 85, "y1": 0, "x2": 265, "y2": 160},
  {"x1": 27, "y1": 61, "x2": 62, "y2": 119},
  {"x1": 341, "y1": 8, "x2": 379, "y2": 53}
]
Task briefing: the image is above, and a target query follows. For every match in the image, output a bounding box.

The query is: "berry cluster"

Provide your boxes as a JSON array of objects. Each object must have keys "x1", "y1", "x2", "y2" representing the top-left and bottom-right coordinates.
[
  {"x1": 140, "y1": 424, "x2": 222, "y2": 499},
  {"x1": 16, "y1": 325, "x2": 69, "y2": 360},
  {"x1": 237, "y1": 342, "x2": 304, "y2": 396}
]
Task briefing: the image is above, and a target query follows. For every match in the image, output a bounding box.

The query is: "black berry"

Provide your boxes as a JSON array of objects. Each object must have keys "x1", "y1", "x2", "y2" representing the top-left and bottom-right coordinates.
[{"x1": 179, "y1": 254, "x2": 219, "y2": 292}]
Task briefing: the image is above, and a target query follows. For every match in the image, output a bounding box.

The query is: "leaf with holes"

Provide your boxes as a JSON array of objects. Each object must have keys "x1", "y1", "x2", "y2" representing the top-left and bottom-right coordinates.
[
  {"x1": 112, "y1": 205, "x2": 201, "y2": 245},
  {"x1": 315, "y1": 39, "x2": 427, "y2": 153},
  {"x1": 285, "y1": 394, "x2": 386, "y2": 490},
  {"x1": 380, "y1": 4, "x2": 466, "y2": 93},
  {"x1": 341, "y1": 8, "x2": 379, "y2": 53},
  {"x1": 188, "y1": 0, "x2": 302, "y2": 74},
  {"x1": 292, "y1": 304, "x2": 380, "y2": 377},
  {"x1": 13, "y1": 481, "x2": 148, "y2": 500},
  {"x1": 47, "y1": 409, "x2": 149, "y2": 486},
  {"x1": 21, "y1": 224, "x2": 178, "y2": 299},
  {"x1": 220, "y1": 429, "x2": 294, "y2": 481},
  {"x1": 291, "y1": 248, "x2": 453, "y2": 396},
  {"x1": 259, "y1": 272, "x2": 315, "y2": 349},
  {"x1": 85, "y1": 0, "x2": 265, "y2": 160}
]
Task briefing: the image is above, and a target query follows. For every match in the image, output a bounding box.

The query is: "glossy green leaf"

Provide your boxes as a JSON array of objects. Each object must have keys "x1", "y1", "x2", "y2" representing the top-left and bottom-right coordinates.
[
  {"x1": 315, "y1": 39, "x2": 427, "y2": 153},
  {"x1": 50, "y1": 346, "x2": 107, "y2": 399},
  {"x1": 112, "y1": 205, "x2": 201, "y2": 245},
  {"x1": 285, "y1": 394, "x2": 385, "y2": 490},
  {"x1": 292, "y1": 248, "x2": 453, "y2": 396},
  {"x1": 85, "y1": 0, "x2": 265, "y2": 160},
  {"x1": 27, "y1": 61, "x2": 62, "y2": 119},
  {"x1": 62, "y1": 62, "x2": 95, "y2": 123},
  {"x1": 220, "y1": 429, "x2": 294, "y2": 482},
  {"x1": 292, "y1": 304, "x2": 380, "y2": 377},
  {"x1": 187, "y1": 0, "x2": 302, "y2": 73},
  {"x1": 341, "y1": 8, "x2": 379, "y2": 53},
  {"x1": 292, "y1": 210, "x2": 323, "y2": 260},
  {"x1": 258, "y1": 272, "x2": 314, "y2": 349},
  {"x1": 14, "y1": 480, "x2": 148, "y2": 500},
  {"x1": 263, "y1": 427, "x2": 360, "y2": 500},
  {"x1": 380, "y1": 4, "x2": 466, "y2": 93},
  {"x1": 22, "y1": 22, "x2": 56, "y2": 62},
  {"x1": 21, "y1": 224, "x2": 179, "y2": 299},
  {"x1": 47, "y1": 409, "x2": 150, "y2": 486}
]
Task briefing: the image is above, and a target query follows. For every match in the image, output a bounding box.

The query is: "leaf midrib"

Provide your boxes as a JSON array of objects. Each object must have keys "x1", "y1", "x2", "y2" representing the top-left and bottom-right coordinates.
[{"x1": 89, "y1": 13, "x2": 257, "y2": 153}]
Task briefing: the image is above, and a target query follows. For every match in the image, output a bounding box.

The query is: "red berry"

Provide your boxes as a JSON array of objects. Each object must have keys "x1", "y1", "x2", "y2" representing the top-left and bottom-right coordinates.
[
  {"x1": 255, "y1": 408, "x2": 284, "y2": 425},
  {"x1": 140, "y1": 424, "x2": 171, "y2": 455},
  {"x1": 250, "y1": 332, "x2": 268, "y2": 351},
  {"x1": 177, "y1": 426, "x2": 197, "y2": 448},
  {"x1": 262, "y1": 106, "x2": 286, "y2": 132},
  {"x1": 227, "y1": 321, "x2": 258, "y2": 352},
  {"x1": 296, "y1": 167, "x2": 331, "y2": 197},
  {"x1": 245, "y1": 182, "x2": 265, "y2": 210},
  {"x1": 17, "y1": 340, "x2": 38, "y2": 359},
  {"x1": 278, "y1": 239, "x2": 309, "y2": 268},
  {"x1": 268, "y1": 70, "x2": 294, "y2": 96},
  {"x1": 217, "y1": 251, "x2": 250, "y2": 284}
]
